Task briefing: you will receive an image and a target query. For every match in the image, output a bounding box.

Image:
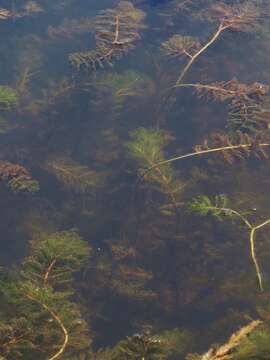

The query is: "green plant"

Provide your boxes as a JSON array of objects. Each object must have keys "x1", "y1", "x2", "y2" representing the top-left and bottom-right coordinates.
[
  {"x1": 91, "y1": 70, "x2": 152, "y2": 119},
  {"x1": 44, "y1": 157, "x2": 106, "y2": 194},
  {"x1": 112, "y1": 328, "x2": 190, "y2": 360},
  {"x1": 91, "y1": 328, "x2": 190, "y2": 360},
  {"x1": 187, "y1": 320, "x2": 263, "y2": 360},
  {"x1": 233, "y1": 326, "x2": 270, "y2": 360},
  {"x1": 141, "y1": 131, "x2": 270, "y2": 180},
  {"x1": 0, "y1": 86, "x2": 18, "y2": 110},
  {"x1": 88, "y1": 241, "x2": 156, "y2": 301},
  {"x1": 127, "y1": 127, "x2": 184, "y2": 214},
  {"x1": 22, "y1": 230, "x2": 91, "y2": 288},
  {"x1": 0, "y1": 230, "x2": 92, "y2": 359},
  {"x1": 189, "y1": 195, "x2": 270, "y2": 291},
  {"x1": 114, "y1": 333, "x2": 165, "y2": 360}
]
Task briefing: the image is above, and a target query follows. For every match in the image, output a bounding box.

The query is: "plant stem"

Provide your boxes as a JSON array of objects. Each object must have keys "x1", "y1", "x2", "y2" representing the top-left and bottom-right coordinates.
[
  {"x1": 140, "y1": 143, "x2": 270, "y2": 181},
  {"x1": 212, "y1": 207, "x2": 252, "y2": 229},
  {"x1": 148, "y1": 160, "x2": 179, "y2": 214},
  {"x1": 173, "y1": 83, "x2": 236, "y2": 96},
  {"x1": 44, "y1": 259, "x2": 57, "y2": 287},
  {"x1": 45, "y1": 305, "x2": 69, "y2": 360},
  {"x1": 249, "y1": 219, "x2": 270, "y2": 291},
  {"x1": 206, "y1": 205, "x2": 269, "y2": 291},
  {"x1": 175, "y1": 23, "x2": 229, "y2": 86},
  {"x1": 26, "y1": 294, "x2": 69, "y2": 360}
]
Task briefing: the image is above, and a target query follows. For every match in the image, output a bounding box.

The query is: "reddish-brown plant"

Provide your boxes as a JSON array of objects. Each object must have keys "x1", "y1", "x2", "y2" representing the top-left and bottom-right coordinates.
[{"x1": 0, "y1": 161, "x2": 39, "y2": 192}]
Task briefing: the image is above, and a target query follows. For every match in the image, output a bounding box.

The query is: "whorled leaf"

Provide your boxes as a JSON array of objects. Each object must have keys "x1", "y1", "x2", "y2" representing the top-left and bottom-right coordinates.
[{"x1": 69, "y1": 1, "x2": 145, "y2": 70}]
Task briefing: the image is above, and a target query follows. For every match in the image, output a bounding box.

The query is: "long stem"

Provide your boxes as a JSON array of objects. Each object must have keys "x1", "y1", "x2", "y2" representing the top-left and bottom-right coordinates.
[
  {"x1": 249, "y1": 227, "x2": 263, "y2": 291},
  {"x1": 173, "y1": 83, "x2": 236, "y2": 96},
  {"x1": 140, "y1": 143, "x2": 270, "y2": 181},
  {"x1": 175, "y1": 23, "x2": 229, "y2": 86},
  {"x1": 45, "y1": 304, "x2": 69, "y2": 360},
  {"x1": 26, "y1": 294, "x2": 69, "y2": 360},
  {"x1": 207, "y1": 205, "x2": 269, "y2": 291},
  {"x1": 113, "y1": 15, "x2": 120, "y2": 44},
  {"x1": 249, "y1": 219, "x2": 270, "y2": 291}
]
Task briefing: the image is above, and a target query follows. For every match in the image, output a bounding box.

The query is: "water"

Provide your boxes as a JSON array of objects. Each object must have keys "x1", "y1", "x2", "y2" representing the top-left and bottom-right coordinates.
[{"x1": 1, "y1": 0, "x2": 270, "y2": 357}]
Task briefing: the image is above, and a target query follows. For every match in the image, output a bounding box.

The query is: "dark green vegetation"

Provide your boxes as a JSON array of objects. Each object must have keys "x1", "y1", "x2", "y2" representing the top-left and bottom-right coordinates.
[{"x1": 1, "y1": 0, "x2": 270, "y2": 358}]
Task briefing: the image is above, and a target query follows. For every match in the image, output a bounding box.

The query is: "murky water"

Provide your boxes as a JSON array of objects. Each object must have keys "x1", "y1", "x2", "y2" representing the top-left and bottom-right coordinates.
[{"x1": 1, "y1": 0, "x2": 270, "y2": 357}]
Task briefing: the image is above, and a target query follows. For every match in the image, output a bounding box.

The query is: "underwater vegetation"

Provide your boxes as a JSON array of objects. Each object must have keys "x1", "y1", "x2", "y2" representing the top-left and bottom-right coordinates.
[
  {"x1": 69, "y1": 1, "x2": 146, "y2": 70},
  {"x1": 44, "y1": 156, "x2": 106, "y2": 194},
  {"x1": 163, "y1": 1, "x2": 265, "y2": 85},
  {"x1": 126, "y1": 127, "x2": 184, "y2": 214},
  {"x1": 0, "y1": 87, "x2": 18, "y2": 111},
  {"x1": 2, "y1": 0, "x2": 270, "y2": 358},
  {"x1": 0, "y1": 230, "x2": 91, "y2": 359},
  {"x1": 0, "y1": 161, "x2": 39, "y2": 193}
]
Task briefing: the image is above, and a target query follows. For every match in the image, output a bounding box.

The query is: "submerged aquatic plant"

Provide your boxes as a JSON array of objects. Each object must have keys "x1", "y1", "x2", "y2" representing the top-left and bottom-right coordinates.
[
  {"x1": 44, "y1": 157, "x2": 106, "y2": 194},
  {"x1": 193, "y1": 131, "x2": 270, "y2": 163},
  {"x1": 162, "y1": 35, "x2": 201, "y2": 60},
  {"x1": 0, "y1": 161, "x2": 39, "y2": 193},
  {"x1": 0, "y1": 230, "x2": 91, "y2": 359},
  {"x1": 93, "y1": 70, "x2": 150, "y2": 97},
  {"x1": 174, "y1": 79, "x2": 270, "y2": 133},
  {"x1": 141, "y1": 130, "x2": 270, "y2": 180},
  {"x1": 162, "y1": 2, "x2": 263, "y2": 85},
  {"x1": 127, "y1": 127, "x2": 184, "y2": 213},
  {"x1": 114, "y1": 333, "x2": 165, "y2": 360},
  {"x1": 187, "y1": 320, "x2": 263, "y2": 360},
  {"x1": 87, "y1": 241, "x2": 156, "y2": 301},
  {"x1": 93, "y1": 327, "x2": 190, "y2": 360},
  {"x1": 0, "y1": 86, "x2": 18, "y2": 110},
  {"x1": 69, "y1": 1, "x2": 145, "y2": 70},
  {"x1": 22, "y1": 230, "x2": 91, "y2": 288},
  {"x1": 234, "y1": 333, "x2": 270, "y2": 359},
  {"x1": 189, "y1": 195, "x2": 270, "y2": 291},
  {"x1": 92, "y1": 70, "x2": 152, "y2": 119}
]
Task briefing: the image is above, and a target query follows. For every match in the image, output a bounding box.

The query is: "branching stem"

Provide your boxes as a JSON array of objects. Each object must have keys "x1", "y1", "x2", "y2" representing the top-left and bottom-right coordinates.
[
  {"x1": 175, "y1": 23, "x2": 230, "y2": 86},
  {"x1": 204, "y1": 205, "x2": 270, "y2": 291}
]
